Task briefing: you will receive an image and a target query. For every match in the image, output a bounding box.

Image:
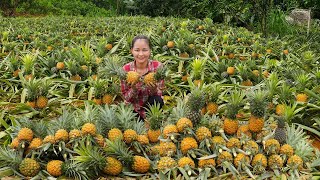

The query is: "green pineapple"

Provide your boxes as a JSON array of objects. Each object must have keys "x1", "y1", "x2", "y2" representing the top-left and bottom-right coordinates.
[
  {"x1": 186, "y1": 86, "x2": 206, "y2": 125},
  {"x1": 274, "y1": 117, "x2": 286, "y2": 145},
  {"x1": 190, "y1": 58, "x2": 206, "y2": 85}
]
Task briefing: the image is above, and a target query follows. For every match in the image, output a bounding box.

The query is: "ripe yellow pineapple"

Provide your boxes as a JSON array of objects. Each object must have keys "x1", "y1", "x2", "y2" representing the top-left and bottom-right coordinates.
[
  {"x1": 69, "y1": 129, "x2": 82, "y2": 139},
  {"x1": 226, "y1": 137, "x2": 241, "y2": 149},
  {"x1": 123, "y1": 129, "x2": 138, "y2": 143},
  {"x1": 126, "y1": 71, "x2": 140, "y2": 85},
  {"x1": 243, "y1": 140, "x2": 259, "y2": 155},
  {"x1": 268, "y1": 154, "x2": 283, "y2": 169},
  {"x1": 280, "y1": 144, "x2": 294, "y2": 157},
  {"x1": 19, "y1": 158, "x2": 40, "y2": 177},
  {"x1": 264, "y1": 139, "x2": 280, "y2": 155},
  {"x1": 10, "y1": 137, "x2": 20, "y2": 149},
  {"x1": 28, "y1": 138, "x2": 42, "y2": 150},
  {"x1": 55, "y1": 129, "x2": 69, "y2": 142},
  {"x1": 36, "y1": 96, "x2": 48, "y2": 108},
  {"x1": 276, "y1": 104, "x2": 285, "y2": 115},
  {"x1": 157, "y1": 157, "x2": 177, "y2": 171},
  {"x1": 132, "y1": 156, "x2": 150, "y2": 173},
  {"x1": 95, "y1": 134, "x2": 105, "y2": 147},
  {"x1": 196, "y1": 126, "x2": 212, "y2": 141},
  {"x1": 56, "y1": 62, "x2": 65, "y2": 70},
  {"x1": 18, "y1": 128, "x2": 34, "y2": 142},
  {"x1": 81, "y1": 123, "x2": 96, "y2": 136},
  {"x1": 248, "y1": 90, "x2": 268, "y2": 133},
  {"x1": 43, "y1": 135, "x2": 56, "y2": 144},
  {"x1": 296, "y1": 93, "x2": 308, "y2": 102},
  {"x1": 176, "y1": 117, "x2": 193, "y2": 133},
  {"x1": 252, "y1": 153, "x2": 267, "y2": 174},
  {"x1": 287, "y1": 155, "x2": 303, "y2": 170},
  {"x1": 206, "y1": 102, "x2": 218, "y2": 115},
  {"x1": 181, "y1": 137, "x2": 198, "y2": 154},
  {"x1": 223, "y1": 90, "x2": 245, "y2": 135},
  {"x1": 158, "y1": 141, "x2": 177, "y2": 156},
  {"x1": 137, "y1": 134, "x2": 149, "y2": 145},
  {"x1": 211, "y1": 136, "x2": 226, "y2": 150},
  {"x1": 93, "y1": 98, "x2": 102, "y2": 105},
  {"x1": 163, "y1": 124, "x2": 178, "y2": 138},
  {"x1": 47, "y1": 160, "x2": 63, "y2": 177},
  {"x1": 102, "y1": 94, "x2": 113, "y2": 104},
  {"x1": 234, "y1": 153, "x2": 250, "y2": 168},
  {"x1": 103, "y1": 157, "x2": 122, "y2": 175},
  {"x1": 236, "y1": 125, "x2": 252, "y2": 138},
  {"x1": 108, "y1": 128, "x2": 123, "y2": 141},
  {"x1": 198, "y1": 157, "x2": 216, "y2": 168},
  {"x1": 178, "y1": 157, "x2": 195, "y2": 168},
  {"x1": 217, "y1": 151, "x2": 233, "y2": 165},
  {"x1": 143, "y1": 66, "x2": 166, "y2": 86},
  {"x1": 146, "y1": 104, "x2": 163, "y2": 143},
  {"x1": 26, "y1": 101, "x2": 36, "y2": 108}
]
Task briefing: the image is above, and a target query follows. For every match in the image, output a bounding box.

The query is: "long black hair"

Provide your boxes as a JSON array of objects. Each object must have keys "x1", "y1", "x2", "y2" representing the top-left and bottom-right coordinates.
[{"x1": 130, "y1": 35, "x2": 151, "y2": 49}]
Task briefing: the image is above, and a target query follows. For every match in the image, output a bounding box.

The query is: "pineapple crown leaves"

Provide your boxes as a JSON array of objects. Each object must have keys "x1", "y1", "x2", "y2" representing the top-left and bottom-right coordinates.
[
  {"x1": 0, "y1": 146, "x2": 23, "y2": 169},
  {"x1": 190, "y1": 58, "x2": 206, "y2": 80},
  {"x1": 187, "y1": 85, "x2": 207, "y2": 112},
  {"x1": 65, "y1": 60, "x2": 80, "y2": 75},
  {"x1": 167, "y1": 97, "x2": 188, "y2": 122},
  {"x1": 115, "y1": 102, "x2": 138, "y2": 129},
  {"x1": 80, "y1": 42, "x2": 95, "y2": 64},
  {"x1": 76, "y1": 101, "x2": 100, "y2": 125},
  {"x1": 105, "y1": 139, "x2": 133, "y2": 165},
  {"x1": 74, "y1": 141, "x2": 106, "y2": 175},
  {"x1": 21, "y1": 78, "x2": 42, "y2": 101},
  {"x1": 133, "y1": 120, "x2": 147, "y2": 135},
  {"x1": 89, "y1": 78, "x2": 108, "y2": 98},
  {"x1": 282, "y1": 103, "x2": 304, "y2": 124},
  {"x1": 21, "y1": 53, "x2": 37, "y2": 74},
  {"x1": 154, "y1": 65, "x2": 168, "y2": 81},
  {"x1": 294, "y1": 72, "x2": 311, "y2": 91},
  {"x1": 276, "y1": 116, "x2": 286, "y2": 128},
  {"x1": 265, "y1": 72, "x2": 281, "y2": 99},
  {"x1": 62, "y1": 160, "x2": 89, "y2": 180},
  {"x1": 236, "y1": 64, "x2": 252, "y2": 81},
  {"x1": 206, "y1": 82, "x2": 223, "y2": 102},
  {"x1": 145, "y1": 103, "x2": 164, "y2": 130},
  {"x1": 225, "y1": 89, "x2": 245, "y2": 119},
  {"x1": 6, "y1": 54, "x2": 20, "y2": 71},
  {"x1": 50, "y1": 107, "x2": 74, "y2": 131},
  {"x1": 277, "y1": 83, "x2": 295, "y2": 103},
  {"x1": 247, "y1": 89, "x2": 268, "y2": 118},
  {"x1": 99, "y1": 55, "x2": 126, "y2": 80},
  {"x1": 96, "y1": 105, "x2": 118, "y2": 133}
]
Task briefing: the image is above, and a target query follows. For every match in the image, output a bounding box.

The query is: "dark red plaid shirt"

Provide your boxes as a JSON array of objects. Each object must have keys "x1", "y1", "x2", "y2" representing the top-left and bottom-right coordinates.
[{"x1": 121, "y1": 60, "x2": 164, "y2": 118}]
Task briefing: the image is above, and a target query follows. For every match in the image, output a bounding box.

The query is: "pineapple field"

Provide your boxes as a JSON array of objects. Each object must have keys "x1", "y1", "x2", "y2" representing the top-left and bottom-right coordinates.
[{"x1": 1, "y1": 16, "x2": 320, "y2": 179}]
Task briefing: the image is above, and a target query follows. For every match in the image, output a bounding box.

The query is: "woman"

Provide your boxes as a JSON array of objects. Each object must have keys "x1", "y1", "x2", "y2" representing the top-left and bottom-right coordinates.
[{"x1": 121, "y1": 35, "x2": 164, "y2": 120}]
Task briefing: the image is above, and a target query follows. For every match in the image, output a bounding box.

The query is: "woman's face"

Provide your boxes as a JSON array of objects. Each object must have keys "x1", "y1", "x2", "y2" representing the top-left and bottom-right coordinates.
[{"x1": 131, "y1": 39, "x2": 151, "y2": 65}]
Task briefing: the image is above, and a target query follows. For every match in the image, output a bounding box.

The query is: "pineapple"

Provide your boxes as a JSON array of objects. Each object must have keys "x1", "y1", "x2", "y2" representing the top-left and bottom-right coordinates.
[
  {"x1": 102, "y1": 94, "x2": 113, "y2": 105},
  {"x1": 17, "y1": 128, "x2": 34, "y2": 142},
  {"x1": 69, "y1": 129, "x2": 82, "y2": 139},
  {"x1": 206, "y1": 83, "x2": 222, "y2": 115},
  {"x1": 21, "y1": 53, "x2": 36, "y2": 80},
  {"x1": 123, "y1": 129, "x2": 138, "y2": 143},
  {"x1": 143, "y1": 65, "x2": 167, "y2": 86},
  {"x1": 234, "y1": 153, "x2": 250, "y2": 168},
  {"x1": 186, "y1": 86, "x2": 206, "y2": 125},
  {"x1": 163, "y1": 124, "x2": 178, "y2": 138},
  {"x1": 146, "y1": 104, "x2": 163, "y2": 143},
  {"x1": 226, "y1": 138, "x2": 241, "y2": 149},
  {"x1": 223, "y1": 90, "x2": 245, "y2": 135},
  {"x1": 178, "y1": 157, "x2": 195, "y2": 168},
  {"x1": 211, "y1": 136, "x2": 226, "y2": 150},
  {"x1": 196, "y1": 126, "x2": 212, "y2": 141},
  {"x1": 274, "y1": 117, "x2": 286, "y2": 145},
  {"x1": 137, "y1": 134, "x2": 149, "y2": 145},
  {"x1": 180, "y1": 137, "x2": 198, "y2": 154},
  {"x1": 66, "y1": 60, "x2": 81, "y2": 81},
  {"x1": 198, "y1": 156, "x2": 216, "y2": 168},
  {"x1": 81, "y1": 123, "x2": 97, "y2": 136},
  {"x1": 103, "y1": 157, "x2": 123, "y2": 176},
  {"x1": 105, "y1": 139, "x2": 150, "y2": 173},
  {"x1": 276, "y1": 104, "x2": 285, "y2": 115},
  {"x1": 248, "y1": 89, "x2": 268, "y2": 133},
  {"x1": 43, "y1": 135, "x2": 56, "y2": 144},
  {"x1": 287, "y1": 155, "x2": 303, "y2": 170},
  {"x1": 280, "y1": 144, "x2": 294, "y2": 157},
  {"x1": 55, "y1": 129, "x2": 69, "y2": 142},
  {"x1": 157, "y1": 157, "x2": 177, "y2": 171},
  {"x1": 217, "y1": 151, "x2": 233, "y2": 165},
  {"x1": 36, "y1": 96, "x2": 49, "y2": 108},
  {"x1": 108, "y1": 128, "x2": 123, "y2": 141},
  {"x1": 251, "y1": 153, "x2": 267, "y2": 174},
  {"x1": 264, "y1": 139, "x2": 280, "y2": 155},
  {"x1": 47, "y1": 160, "x2": 63, "y2": 177},
  {"x1": 28, "y1": 138, "x2": 42, "y2": 150},
  {"x1": 176, "y1": 117, "x2": 193, "y2": 133},
  {"x1": 10, "y1": 137, "x2": 20, "y2": 149},
  {"x1": 296, "y1": 93, "x2": 308, "y2": 102},
  {"x1": 158, "y1": 141, "x2": 177, "y2": 156},
  {"x1": 236, "y1": 125, "x2": 252, "y2": 138},
  {"x1": 95, "y1": 134, "x2": 106, "y2": 147},
  {"x1": 19, "y1": 158, "x2": 40, "y2": 177},
  {"x1": 56, "y1": 62, "x2": 65, "y2": 70},
  {"x1": 243, "y1": 140, "x2": 259, "y2": 155},
  {"x1": 268, "y1": 154, "x2": 283, "y2": 169}
]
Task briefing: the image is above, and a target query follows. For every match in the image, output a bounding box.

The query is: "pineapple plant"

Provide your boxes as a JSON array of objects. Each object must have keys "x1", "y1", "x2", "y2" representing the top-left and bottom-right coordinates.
[
  {"x1": 280, "y1": 144, "x2": 294, "y2": 157},
  {"x1": 195, "y1": 126, "x2": 212, "y2": 142},
  {"x1": 236, "y1": 125, "x2": 252, "y2": 139},
  {"x1": 217, "y1": 151, "x2": 233, "y2": 165},
  {"x1": 264, "y1": 139, "x2": 280, "y2": 155},
  {"x1": 211, "y1": 136, "x2": 226, "y2": 152},
  {"x1": 186, "y1": 86, "x2": 206, "y2": 125},
  {"x1": 81, "y1": 123, "x2": 97, "y2": 136},
  {"x1": 19, "y1": 158, "x2": 41, "y2": 177},
  {"x1": 35, "y1": 78, "x2": 51, "y2": 109},
  {"x1": 21, "y1": 53, "x2": 36, "y2": 80},
  {"x1": 242, "y1": 140, "x2": 259, "y2": 156},
  {"x1": 105, "y1": 139, "x2": 150, "y2": 173},
  {"x1": 17, "y1": 127, "x2": 34, "y2": 142},
  {"x1": 146, "y1": 104, "x2": 163, "y2": 143},
  {"x1": 55, "y1": 129, "x2": 69, "y2": 142},
  {"x1": 251, "y1": 153, "x2": 267, "y2": 174},
  {"x1": 178, "y1": 157, "x2": 195, "y2": 168},
  {"x1": 268, "y1": 154, "x2": 283, "y2": 169},
  {"x1": 108, "y1": 128, "x2": 123, "y2": 141},
  {"x1": 69, "y1": 129, "x2": 82, "y2": 140},
  {"x1": 287, "y1": 154, "x2": 303, "y2": 170},
  {"x1": 234, "y1": 153, "x2": 250, "y2": 169},
  {"x1": 223, "y1": 90, "x2": 245, "y2": 135},
  {"x1": 248, "y1": 89, "x2": 268, "y2": 133},
  {"x1": 205, "y1": 83, "x2": 222, "y2": 115},
  {"x1": 104, "y1": 157, "x2": 123, "y2": 176},
  {"x1": 143, "y1": 65, "x2": 167, "y2": 86},
  {"x1": 47, "y1": 160, "x2": 63, "y2": 177},
  {"x1": 66, "y1": 60, "x2": 81, "y2": 81},
  {"x1": 176, "y1": 117, "x2": 193, "y2": 133},
  {"x1": 163, "y1": 124, "x2": 178, "y2": 139},
  {"x1": 157, "y1": 141, "x2": 177, "y2": 156},
  {"x1": 190, "y1": 58, "x2": 206, "y2": 86}
]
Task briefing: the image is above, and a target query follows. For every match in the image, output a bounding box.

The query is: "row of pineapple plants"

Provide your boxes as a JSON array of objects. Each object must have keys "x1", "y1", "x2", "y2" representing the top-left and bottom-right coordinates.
[{"x1": 0, "y1": 83, "x2": 318, "y2": 179}]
